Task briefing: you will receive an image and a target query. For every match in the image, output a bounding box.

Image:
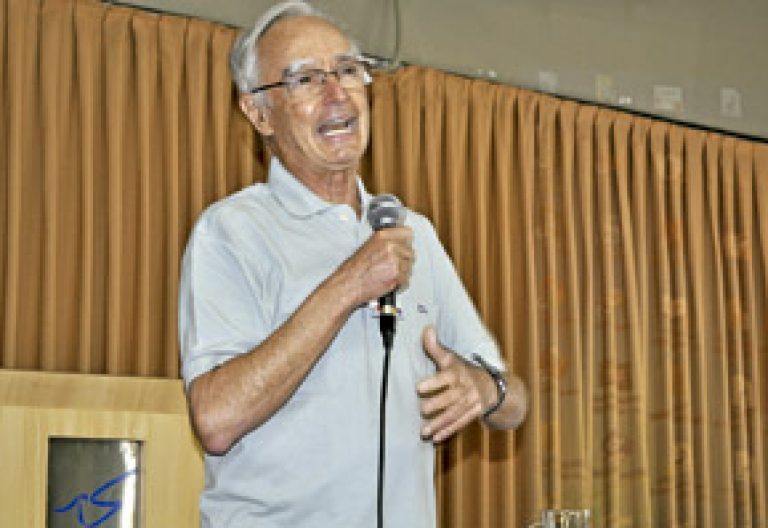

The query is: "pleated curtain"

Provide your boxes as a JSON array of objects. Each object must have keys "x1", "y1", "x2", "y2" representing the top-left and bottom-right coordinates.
[
  {"x1": 1, "y1": 0, "x2": 266, "y2": 376},
  {"x1": 372, "y1": 66, "x2": 768, "y2": 527},
  {"x1": 2, "y1": 1, "x2": 767, "y2": 526}
]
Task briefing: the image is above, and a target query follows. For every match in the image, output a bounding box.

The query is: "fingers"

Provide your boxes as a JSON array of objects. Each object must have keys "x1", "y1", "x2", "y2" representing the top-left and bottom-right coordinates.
[
  {"x1": 419, "y1": 388, "x2": 482, "y2": 442},
  {"x1": 373, "y1": 227, "x2": 413, "y2": 261},
  {"x1": 377, "y1": 225, "x2": 413, "y2": 245},
  {"x1": 417, "y1": 336, "x2": 486, "y2": 443},
  {"x1": 339, "y1": 226, "x2": 414, "y2": 305},
  {"x1": 378, "y1": 228, "x2": 414, "y2": 283},
  {"x1": 419, "y1": 384, "x2": 461, "y2": 416},
  {"x1": 425, "y1": 408, "x2": 479, "y2": 443},
  {"x1": 372, "y1": 228, "x2": 413, "y2": 292},
  {"x1": 417, "y1": 368, "x2": 456, "y2": 395},
  {"x1": 421, "y1": 326, "x2": 452, "y2": 370}
]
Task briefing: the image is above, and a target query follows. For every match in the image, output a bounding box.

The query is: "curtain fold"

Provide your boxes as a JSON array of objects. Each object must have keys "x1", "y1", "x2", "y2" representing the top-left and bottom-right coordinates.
[
  {"x1": 1, "y1": 1, "x2": 767, "y2": 526},
  {"x1": 1, "y1": 0, "x2": 264, "y2": 377},
  {"x1": 369, "y1": 65, "x2": 767, "y2": 527}
]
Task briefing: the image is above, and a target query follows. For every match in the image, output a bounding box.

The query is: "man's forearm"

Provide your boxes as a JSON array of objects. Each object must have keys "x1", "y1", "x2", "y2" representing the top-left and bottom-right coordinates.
[
  {"x1": 188, "y1": 270, "x2": 357, "y2": 455},
  {"x1": 187, "y1": 227, "x2": 413, "y2": 455}
]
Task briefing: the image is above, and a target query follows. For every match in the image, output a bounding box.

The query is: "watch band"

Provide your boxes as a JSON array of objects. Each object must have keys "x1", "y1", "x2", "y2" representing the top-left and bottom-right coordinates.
[{"x1": 472, "y1": 353, "x2": 507, "y2": 418}]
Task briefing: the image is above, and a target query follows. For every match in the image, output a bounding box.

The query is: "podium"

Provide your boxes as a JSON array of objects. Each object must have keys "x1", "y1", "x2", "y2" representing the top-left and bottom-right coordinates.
[{"x1": 0, "y1": 370, "x2": 203, "y2": 526}]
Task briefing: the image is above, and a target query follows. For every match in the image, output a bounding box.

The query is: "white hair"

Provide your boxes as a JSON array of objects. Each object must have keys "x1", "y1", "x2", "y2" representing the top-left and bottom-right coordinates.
[{"x1": 229, "y1": 1, "x2": 357, "y2": 95}]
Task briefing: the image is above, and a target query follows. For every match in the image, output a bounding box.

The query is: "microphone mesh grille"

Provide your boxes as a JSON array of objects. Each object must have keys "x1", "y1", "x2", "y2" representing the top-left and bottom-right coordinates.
[{"x1": 367, "y1": 194, "x2": 405, "y2": 230}]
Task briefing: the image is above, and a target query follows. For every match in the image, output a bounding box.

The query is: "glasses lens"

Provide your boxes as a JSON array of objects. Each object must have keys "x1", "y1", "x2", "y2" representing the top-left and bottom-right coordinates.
[
  {"x1": 336, "y1": 61, "x2": 367, "y2": 88},
  {"x1": 284, "y1": 61, "x2": 369, "y2": 97},
  {"x1": 285, "y1": 69, "x2": 323, "y2": 96}
]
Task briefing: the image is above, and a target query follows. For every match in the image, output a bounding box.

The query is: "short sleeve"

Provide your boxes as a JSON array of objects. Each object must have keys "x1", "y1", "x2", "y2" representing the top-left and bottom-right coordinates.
[
  {"x1": 418, "y1": 216, "x2": 507, "y2": 372},
  {"x1": 178, "y1": 218, "x2": 272, "y2": 388}
]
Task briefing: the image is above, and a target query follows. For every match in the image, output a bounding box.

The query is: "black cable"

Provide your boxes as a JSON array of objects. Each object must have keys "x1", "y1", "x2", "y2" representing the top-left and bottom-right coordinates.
[
  {"x1": 377, "y1": 316, "x2": 395, "y2": 528},
  {"x1": 368, "y1": 195, "x2": 403, "y2": 528}
]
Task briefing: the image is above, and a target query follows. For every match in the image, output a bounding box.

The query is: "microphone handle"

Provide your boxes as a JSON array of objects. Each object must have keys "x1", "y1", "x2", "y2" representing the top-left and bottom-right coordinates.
[{"x1": 378, "y1": 291, "x2": 396, "y2": 351}]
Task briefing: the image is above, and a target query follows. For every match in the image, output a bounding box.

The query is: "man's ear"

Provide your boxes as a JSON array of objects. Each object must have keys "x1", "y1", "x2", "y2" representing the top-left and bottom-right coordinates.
[{"x1": 239, "y1": 94, "x2": 274, "y2": 136}]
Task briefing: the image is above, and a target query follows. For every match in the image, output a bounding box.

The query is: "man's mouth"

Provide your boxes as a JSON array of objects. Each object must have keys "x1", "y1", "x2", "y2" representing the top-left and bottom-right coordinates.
[{"x1": 318, "y1": 116, "x2": 357, "y2": 137}]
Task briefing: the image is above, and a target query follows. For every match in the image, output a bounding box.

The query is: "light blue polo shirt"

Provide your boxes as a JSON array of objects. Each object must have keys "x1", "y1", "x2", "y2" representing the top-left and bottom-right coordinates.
[{"x1": 179, "y1": 157, "x2": 505, "y2": 528}]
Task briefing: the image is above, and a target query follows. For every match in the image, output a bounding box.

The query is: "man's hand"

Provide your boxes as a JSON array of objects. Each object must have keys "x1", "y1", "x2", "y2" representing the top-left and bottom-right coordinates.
[
  {"x1": 416, "y1": 326, "x2": 498, "y2": 443},
  {"x1": 187, "y1": 226, "x2": 413, "y2": 455},
  {"x1": 335, "y1": 226, "x2": 414, "y2": 306}
]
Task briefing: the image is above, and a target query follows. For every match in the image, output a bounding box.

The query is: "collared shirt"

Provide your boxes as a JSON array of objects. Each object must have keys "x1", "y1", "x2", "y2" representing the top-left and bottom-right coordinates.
[{"x1": 178, "y1": 157, "x2": 505, "y2": 528}]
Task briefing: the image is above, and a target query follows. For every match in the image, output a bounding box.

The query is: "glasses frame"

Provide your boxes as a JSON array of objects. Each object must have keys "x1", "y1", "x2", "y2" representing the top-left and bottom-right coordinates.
[{"x1": 248, "y1": 58, "x2": 372, "y2": 97}]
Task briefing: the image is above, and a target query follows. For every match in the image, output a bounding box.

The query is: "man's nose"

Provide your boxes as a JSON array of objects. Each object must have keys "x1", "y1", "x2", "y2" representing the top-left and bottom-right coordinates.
[{"x1": 320, "y1": 72, "x2": 350, "y2": 102}]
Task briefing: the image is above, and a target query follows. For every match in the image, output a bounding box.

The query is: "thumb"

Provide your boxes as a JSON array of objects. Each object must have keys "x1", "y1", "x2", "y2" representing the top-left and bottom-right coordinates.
[{"x1": 422, "y1": 326, "x2": 451, "y2": 370}]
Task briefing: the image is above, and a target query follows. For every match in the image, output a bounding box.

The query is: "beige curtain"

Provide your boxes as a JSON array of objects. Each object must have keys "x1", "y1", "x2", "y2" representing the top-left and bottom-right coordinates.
[
  {"x1": 2, "y1": 1, "x2": 767, "y2": 526},
  {"x1": 370, "y1": 66, "x2": 768, "y2": 527},
  {"x1": 0, "y1": 0, "x2": 265, "y2": 376}
]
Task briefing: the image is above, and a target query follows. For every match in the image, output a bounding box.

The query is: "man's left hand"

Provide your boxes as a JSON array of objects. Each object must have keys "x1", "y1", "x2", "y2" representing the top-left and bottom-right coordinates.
[{"x1": 416, "y1": 326, "x2": 497, "y2": 443}]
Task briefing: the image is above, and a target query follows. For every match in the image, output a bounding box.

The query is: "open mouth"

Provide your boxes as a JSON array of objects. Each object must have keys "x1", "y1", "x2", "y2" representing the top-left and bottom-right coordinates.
[{"x1": 318, "y1": 116, "x2": 357, "y2": 137}]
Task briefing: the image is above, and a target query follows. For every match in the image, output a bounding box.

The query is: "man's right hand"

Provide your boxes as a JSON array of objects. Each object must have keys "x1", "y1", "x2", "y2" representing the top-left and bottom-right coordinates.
[
  {"x1": 188, "y1": 226, "x2": 413, "y2": 455},
  {"x1": 335, "y1": 226, "x2": 414, "y2": 307}
]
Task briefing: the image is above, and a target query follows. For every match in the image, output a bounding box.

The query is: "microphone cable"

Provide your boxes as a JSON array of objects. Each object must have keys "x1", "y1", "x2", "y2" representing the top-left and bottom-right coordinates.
[
  {"x1": 377, "y1": 320, "x2": 394, "y2": 528},
  {"x1": 367, "y1": 194, "x2": 404, "y2": 528}
]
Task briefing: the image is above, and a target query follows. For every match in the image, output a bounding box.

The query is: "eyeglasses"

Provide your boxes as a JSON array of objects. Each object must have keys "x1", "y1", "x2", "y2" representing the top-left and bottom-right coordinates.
[{"x1": 250, "y1": 59, "x2": 372, "y2": 98}]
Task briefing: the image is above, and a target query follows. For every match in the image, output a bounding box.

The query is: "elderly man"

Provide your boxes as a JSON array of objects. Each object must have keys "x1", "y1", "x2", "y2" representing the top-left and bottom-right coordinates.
[{"x1": 178, "y1": 1, "x2": 528, "y2": 527}]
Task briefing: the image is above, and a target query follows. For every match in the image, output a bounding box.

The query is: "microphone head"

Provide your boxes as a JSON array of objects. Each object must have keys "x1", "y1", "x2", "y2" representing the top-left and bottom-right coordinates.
[{"x1": 367, "y1": 194, "x2": 405, "y2": 230}]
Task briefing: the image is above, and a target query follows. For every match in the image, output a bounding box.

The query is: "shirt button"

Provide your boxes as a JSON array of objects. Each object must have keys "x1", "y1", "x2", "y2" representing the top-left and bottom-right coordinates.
[{"x1": 339, "y1": 213, "x2": 349, "y2": 222}]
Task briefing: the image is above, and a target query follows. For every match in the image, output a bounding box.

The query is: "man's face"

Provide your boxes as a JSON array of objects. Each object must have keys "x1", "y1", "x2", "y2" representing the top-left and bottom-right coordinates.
[{"x1": 252, "y1": 17, "x2": 370, "y2": 177}]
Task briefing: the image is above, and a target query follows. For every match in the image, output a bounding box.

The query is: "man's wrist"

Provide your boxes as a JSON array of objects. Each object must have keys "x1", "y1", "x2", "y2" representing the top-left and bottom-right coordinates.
[
  {"x1": 324, "y1": 265, "x2": 363, "y2": 313},
  {"x1": 472, "y1": 354, "x2": 507, "y2": 418}
]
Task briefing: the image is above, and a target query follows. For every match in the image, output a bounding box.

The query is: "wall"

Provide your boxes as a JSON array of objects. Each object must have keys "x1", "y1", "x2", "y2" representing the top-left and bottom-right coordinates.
[{"x1": 117, "y1": 0, "x2": 768, "y2": 140}]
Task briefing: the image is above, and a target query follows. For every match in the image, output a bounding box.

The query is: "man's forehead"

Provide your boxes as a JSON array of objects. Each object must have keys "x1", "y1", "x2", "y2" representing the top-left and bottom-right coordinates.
[{"x1": 258, "y1": 16, "x2": 352, "y2": 71}]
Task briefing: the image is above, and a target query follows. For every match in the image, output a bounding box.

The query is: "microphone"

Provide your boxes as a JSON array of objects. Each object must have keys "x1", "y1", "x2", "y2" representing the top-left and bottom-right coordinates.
[
  {"x1": 367, "y1": 194, "x2": 406, "y2": 528},
  {"x1": 367, "y1": 194, "x2": 406, "y2": 351}
]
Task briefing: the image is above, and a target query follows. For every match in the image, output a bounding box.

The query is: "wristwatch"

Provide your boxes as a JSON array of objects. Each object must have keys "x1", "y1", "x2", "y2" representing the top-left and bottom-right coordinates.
[{"x1": 472, "y1": 354, "x2": 507, "y2": 418}]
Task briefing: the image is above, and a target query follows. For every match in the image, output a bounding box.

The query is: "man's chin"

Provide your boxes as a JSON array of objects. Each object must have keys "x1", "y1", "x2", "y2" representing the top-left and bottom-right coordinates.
[
  {"x1": 321, "y1": 159, "x2": 361, "y2": 173},
  {"x1": 316, "y1": 149, "x2": 364, "y2": 172}
]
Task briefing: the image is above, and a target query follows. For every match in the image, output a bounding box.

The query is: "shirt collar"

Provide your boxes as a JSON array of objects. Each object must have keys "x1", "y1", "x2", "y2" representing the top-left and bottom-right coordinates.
[{"x1": 267, "y1": 156, "x2": 371, "y2": 219}]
